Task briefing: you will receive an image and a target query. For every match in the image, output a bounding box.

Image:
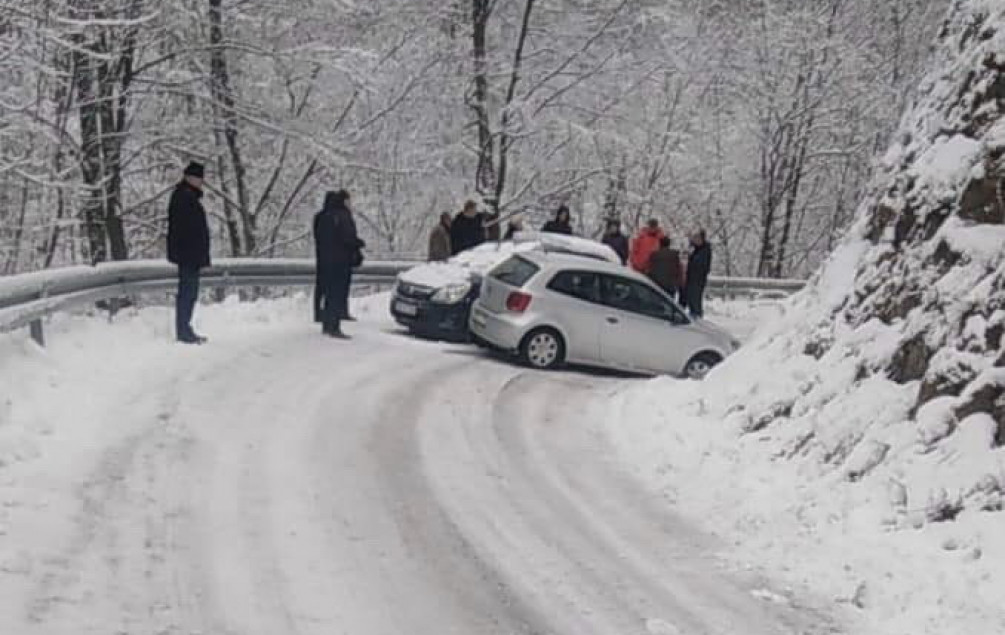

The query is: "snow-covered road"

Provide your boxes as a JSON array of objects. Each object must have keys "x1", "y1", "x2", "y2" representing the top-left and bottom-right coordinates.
[{"x1": 1, "y1": 299, "x2": 836, "y2": 635}]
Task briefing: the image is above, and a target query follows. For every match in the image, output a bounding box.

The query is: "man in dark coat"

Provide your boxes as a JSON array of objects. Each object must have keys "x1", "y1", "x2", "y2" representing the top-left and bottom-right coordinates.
[
  {"x1": 314, "y1": 190, "x2": 364, "y2": 338},
  {"x1": 648, "y1": 236, "x2": 685, "y2": 298},
  {"x1": 167, "y1": 161, "x2": 211, "y2": 344},
  {"x1": 601, "y1": 219, "x2": 629, "y2": 265},
  {"x1": 684, "y1": 229, "x2": 712, "y2": 318},
  {"x1": 541, "y1": 205, "x2": 573, "y2": 235},
  {"x1": 450, "y1": 200, "x2": 485, "y2": 255}
]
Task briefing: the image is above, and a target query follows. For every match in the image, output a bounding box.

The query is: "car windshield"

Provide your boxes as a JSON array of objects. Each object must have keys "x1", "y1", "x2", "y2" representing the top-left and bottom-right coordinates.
[{"x1": 489, "y1": 256, "x2": 540, "y2": 288}]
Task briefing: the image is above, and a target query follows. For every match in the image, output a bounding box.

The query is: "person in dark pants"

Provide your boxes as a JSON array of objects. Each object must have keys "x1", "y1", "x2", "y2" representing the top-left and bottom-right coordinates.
[
  {"x1": 167, "y1": 162, "x2": 211, "y2": 344},
  {"x1": 684, "y1": 229, "x2": 712, "y2": 318},
  {"x1": 601, "y1": 219, "x2": 629, "y2": 265},
  {"x1": 648, "y1": 236, "x2": 684, "y2": 298},
  {"x1": 541, "y1": 205, "x2": 573, "y2": 235},
  {"x1": 450, "y1": 200, "x2": 486, "y2": 255},
  {"x1": 314, "y1": 190, "x2": 364, "y2": 339}
]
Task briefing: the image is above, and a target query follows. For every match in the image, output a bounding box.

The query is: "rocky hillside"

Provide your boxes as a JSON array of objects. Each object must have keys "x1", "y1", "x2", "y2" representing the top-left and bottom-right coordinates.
[
  {"x1": 715, "y1": 0, "x2": 1005, "y2": 519},
  {"x1": 846, "y1": 0, "x2": 1005, "y2": 435}
]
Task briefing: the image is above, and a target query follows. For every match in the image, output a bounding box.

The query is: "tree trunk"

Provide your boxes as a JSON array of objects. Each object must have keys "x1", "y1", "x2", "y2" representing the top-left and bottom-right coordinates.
[
  {"x1": 208, "y1": 0, "x2": 254, "y2": 254},
  {"x1": 69, "y1": 0, "x2": 132, "y2": 264},
  {"x1": 470, "y1": 0, "x2": 496, "y2": 204},
  {"x1": 493, "y1": 0, "x2": 536, "y2": 213},
  {"x1": 73, "y1": 45, "x2": 109, "y2": 264}
]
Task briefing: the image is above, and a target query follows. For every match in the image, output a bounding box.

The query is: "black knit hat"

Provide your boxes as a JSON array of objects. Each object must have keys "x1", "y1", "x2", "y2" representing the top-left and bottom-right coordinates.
[{"x1": 183, "y1": 161, "x2": 205, "y2": 178}]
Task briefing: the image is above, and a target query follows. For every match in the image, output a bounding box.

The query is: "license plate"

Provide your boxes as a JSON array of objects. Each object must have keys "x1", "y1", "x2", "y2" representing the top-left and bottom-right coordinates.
[{"x1": 395, "y1": 300, "x2": 418, "y2": 316}]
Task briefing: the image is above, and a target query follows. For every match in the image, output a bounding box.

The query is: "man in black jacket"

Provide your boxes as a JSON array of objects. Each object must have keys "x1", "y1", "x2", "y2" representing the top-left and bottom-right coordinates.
[
  {"x1": 314, "y1": 190, "x2": 364, "y2": 338},
  {"x1": 167, "y1": 162, "x2": 211, "y2": 344},
  {"x1": 450, "y1": 200, "x2": 485, "y2": 255},
  {"x1": 648, "y1": 236, "x2": 685, "y2": 297},
  {"x1": 684, "y1": 229, "x2": 712, "y2": 318}
]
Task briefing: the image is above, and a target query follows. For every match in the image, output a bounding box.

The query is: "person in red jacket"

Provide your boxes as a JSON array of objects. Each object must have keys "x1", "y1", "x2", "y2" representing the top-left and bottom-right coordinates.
[{"x1": 629, "y1": 219, "x2": 665, "y2": 273}]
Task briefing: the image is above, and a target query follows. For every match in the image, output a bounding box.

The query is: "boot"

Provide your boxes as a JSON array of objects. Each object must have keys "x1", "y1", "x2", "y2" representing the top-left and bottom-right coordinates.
[{"x1": 323, "y1": 321, "x2": 349, "y2": 339}]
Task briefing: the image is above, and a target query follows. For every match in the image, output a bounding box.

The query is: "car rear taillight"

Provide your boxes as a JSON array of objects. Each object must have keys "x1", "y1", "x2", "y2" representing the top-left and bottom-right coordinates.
[{"x1": 506, "y1": 291, "x2": 532, "y2": 313}]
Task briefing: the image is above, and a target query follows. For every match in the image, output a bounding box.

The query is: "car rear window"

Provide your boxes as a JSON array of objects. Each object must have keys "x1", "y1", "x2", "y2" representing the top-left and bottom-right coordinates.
[{"x1": 490, "y1": 256, "x2": 540, "y2": 287}]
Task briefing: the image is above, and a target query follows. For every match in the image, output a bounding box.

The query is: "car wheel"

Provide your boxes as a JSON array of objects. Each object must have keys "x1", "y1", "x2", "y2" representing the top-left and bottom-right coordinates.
[
  {"x1": 684, "y1": 351, "x2": 722, "y2": 380},
  {"x1": 520, "y1": 328, "x2": 565, "y2": 370}
]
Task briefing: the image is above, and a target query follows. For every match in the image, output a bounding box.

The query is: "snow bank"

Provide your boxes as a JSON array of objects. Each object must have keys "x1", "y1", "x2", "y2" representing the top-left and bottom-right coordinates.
[
  {"x1": 604, "y1": 3, "x2": 1005, "y2": 634},
  {"x1": 606, "y1": 286, "x2": 1005, "y2": 634}
]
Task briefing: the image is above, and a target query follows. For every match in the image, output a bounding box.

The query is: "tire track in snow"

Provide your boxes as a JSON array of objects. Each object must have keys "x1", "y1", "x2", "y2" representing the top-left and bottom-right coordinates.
[
  {"x1": 308, "y1": 354, "x2": 555, "y2": 634},
  {"x1": 492, "y1": 371, "x2": 842, "y2": 635}
]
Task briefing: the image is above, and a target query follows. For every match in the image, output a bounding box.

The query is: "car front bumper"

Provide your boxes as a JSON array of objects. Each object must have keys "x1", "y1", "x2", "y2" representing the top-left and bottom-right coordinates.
[{"x1": 390, "y1": 293, "x2": 473, "y2": 341}]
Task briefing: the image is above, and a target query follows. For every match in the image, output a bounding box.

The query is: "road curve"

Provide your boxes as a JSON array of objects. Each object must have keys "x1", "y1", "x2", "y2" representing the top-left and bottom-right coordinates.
[{"x1": 17, "y1": 318, "x2": 839, "y2": 635}]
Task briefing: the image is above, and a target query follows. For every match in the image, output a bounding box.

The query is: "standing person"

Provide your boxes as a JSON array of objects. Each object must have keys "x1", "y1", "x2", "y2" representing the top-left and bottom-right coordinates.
[
  {"x1": 484, "y1": 212, "x2": 501, "y2": 241},
  {"x1": 542, "y1": 205, "x2": 573, "y2": 235},
  {"x1": 601, "y1": 219, "x2": 629, "y2": 265},
  {"x1": 428, "y1": 212, "x2": 452, "y2": 261},
  {"x1": 504, "y1": 213, "x2": 526, "y2": 240},
  {"x1": 684, "y1": 229, "x2": 712, "y2": 318},
  {"x1": 167, "y1": 161, "x2": 211, "y2": 344},
  {"x1": 450, "y1": 200, "x2": 485, "y2": 255},
  {"x1": 314, "y1": 190, "x2": 364, "y2": 339},
  {"x1": 629, "y1": 218, "x2": 664, "y2": 274},
  {"x1": 647, "y1": 236, "x2": 684, "y2": 298}
]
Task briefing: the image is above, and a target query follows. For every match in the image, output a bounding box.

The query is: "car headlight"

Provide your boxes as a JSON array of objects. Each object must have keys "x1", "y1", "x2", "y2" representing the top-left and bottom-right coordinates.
[{"x1": 431, "y1": 281, "x2": 472, "y2": 304}]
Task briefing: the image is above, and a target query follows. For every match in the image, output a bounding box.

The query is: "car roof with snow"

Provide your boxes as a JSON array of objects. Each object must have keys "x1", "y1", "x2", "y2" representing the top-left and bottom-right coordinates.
[
  {"x1": 516, "y1": 250, "x2": 653, "y2": 282},
  {"x1": 397, "y1": 232, "x2": 620, "y2": 289}
]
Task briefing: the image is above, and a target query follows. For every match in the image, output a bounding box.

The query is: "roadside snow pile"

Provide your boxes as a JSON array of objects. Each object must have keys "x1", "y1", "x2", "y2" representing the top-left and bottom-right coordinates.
[{"x1": 606, "y1": 3, "x2": 1005, "y2": 634}]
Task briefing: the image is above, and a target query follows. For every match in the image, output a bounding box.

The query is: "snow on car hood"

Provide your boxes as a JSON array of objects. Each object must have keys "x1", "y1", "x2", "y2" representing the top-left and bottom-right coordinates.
[{"x1": 398, "y1": 233, "x2": 619, "y2": 289}]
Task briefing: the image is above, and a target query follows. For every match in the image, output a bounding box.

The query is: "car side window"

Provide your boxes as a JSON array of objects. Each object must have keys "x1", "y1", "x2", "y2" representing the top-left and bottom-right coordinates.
[
  {"x1": 547, "y1": 271, "x2": 601, "y2": 304},
  {"x1": 600, "y1": 275, "x2": 675, "y2": 321}
]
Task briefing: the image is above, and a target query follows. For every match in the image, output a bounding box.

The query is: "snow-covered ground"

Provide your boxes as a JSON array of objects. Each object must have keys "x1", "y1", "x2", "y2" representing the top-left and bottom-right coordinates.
[
  {"x1": 0, "y1": 292, "x2": 841, "y2": 634},
  {"x1": 2, "y1": 288, "x2": 997, "y2": 634},
  {"x1": 604, "y1": 280, "x2": 1005, "y2": 635}
]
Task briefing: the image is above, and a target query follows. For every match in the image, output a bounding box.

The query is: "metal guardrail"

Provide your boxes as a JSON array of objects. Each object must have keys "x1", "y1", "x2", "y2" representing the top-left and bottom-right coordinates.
[{"x1": 0, "y1": 258, "x2": 805, "y2": 346}]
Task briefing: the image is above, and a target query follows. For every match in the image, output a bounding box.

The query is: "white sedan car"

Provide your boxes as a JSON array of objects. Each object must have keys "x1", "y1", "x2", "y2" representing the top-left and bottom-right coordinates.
[
  {"x1": 469, "y1": 251, "x2": 740, "y2": 379},
  {"x1": 391, "y1": 233, "x2": 619, "y2": 342}
]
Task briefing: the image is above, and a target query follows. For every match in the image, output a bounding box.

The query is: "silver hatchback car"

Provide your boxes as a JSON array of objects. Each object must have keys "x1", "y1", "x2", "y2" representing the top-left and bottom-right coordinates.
[{"x1": 469, "y1": 251, "x2": 740, "y2": 379}]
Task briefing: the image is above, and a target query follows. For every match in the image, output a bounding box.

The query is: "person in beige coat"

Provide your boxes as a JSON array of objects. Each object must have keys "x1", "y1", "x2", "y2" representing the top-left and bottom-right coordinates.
[{"x1": 428, "y1": 212, "x2": 452, "y2": 261}]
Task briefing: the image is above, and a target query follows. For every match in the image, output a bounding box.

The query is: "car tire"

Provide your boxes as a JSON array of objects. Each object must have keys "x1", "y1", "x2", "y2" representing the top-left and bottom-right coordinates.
[
  {"x1": 520, "y1": 328, "x2": 566, "y2": 370},
  {"x1": 684, "y1": 351, "x2": 723, "y2": 380}
]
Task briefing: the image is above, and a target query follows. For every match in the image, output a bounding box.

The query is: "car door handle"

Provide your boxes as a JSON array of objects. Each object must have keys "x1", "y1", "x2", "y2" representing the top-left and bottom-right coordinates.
[{"x1": 606, "y1": 316, "x2": 619, "y2": 324}]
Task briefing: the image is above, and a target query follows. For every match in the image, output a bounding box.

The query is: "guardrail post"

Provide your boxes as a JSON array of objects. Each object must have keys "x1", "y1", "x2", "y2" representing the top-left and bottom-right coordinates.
[
  {"x1": 29, "y1": 285, "x2": 50, "y2": 346},
  {"x1": 29, "y1": 319, "x2": 44, "y2": 346}
]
